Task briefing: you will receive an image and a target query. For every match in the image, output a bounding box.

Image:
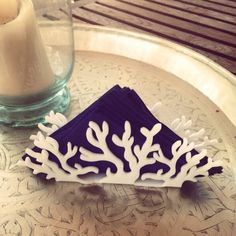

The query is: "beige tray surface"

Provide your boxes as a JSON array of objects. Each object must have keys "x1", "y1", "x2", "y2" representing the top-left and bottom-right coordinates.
[{"x1": 0, "y1": 25, "x2": 236, "y2": 236}]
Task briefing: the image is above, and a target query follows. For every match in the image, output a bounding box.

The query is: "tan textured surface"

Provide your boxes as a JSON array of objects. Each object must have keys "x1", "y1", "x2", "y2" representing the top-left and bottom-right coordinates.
[{"x1": 0, "y1": 49, "x2": 236, "y2": 235}]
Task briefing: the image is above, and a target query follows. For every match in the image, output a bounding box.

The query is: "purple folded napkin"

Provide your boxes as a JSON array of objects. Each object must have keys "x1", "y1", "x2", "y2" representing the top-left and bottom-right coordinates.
[{"x1": 22, "y1": 85, "x2": 222, "y2": 187}]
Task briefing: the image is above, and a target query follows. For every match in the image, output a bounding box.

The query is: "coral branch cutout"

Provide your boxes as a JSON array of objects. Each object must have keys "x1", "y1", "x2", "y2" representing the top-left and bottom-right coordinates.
[{"x1": 21, "y1": 111, "x2": 222, "y2": 187}]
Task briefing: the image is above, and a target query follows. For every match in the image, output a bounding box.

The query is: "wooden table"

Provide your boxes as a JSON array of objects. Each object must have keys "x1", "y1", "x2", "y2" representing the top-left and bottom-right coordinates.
[{"x1": 72, "y1": 0, "x2": 236, "y2": 75}]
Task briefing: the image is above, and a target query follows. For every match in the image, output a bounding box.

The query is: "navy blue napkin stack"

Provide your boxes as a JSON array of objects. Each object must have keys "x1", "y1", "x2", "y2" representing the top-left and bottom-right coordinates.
[{"x1": 22, "y1": 85, "x2": 222, "y2": 182}]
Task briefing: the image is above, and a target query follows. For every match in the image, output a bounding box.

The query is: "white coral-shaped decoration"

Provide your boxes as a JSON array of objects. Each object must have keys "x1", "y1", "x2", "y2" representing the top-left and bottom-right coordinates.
[
  {"x1": 37, "y1": 111, "x2": 68, "y2": 136},
  {"x1": 22, "y1": 131, "x2": 98, "y2": 183},
  {"x1": 80, "y1": 121, "x2": 161, "y2": 184},
  {"x1": 141, "y1": 138, "x2": 222, "y2": 187},
  {"x1": 21, "y1": 112, "x2": 222, "y2": 188},
  {"x1": 171, "y1": 116, "x2": 218, "y2": 149}
]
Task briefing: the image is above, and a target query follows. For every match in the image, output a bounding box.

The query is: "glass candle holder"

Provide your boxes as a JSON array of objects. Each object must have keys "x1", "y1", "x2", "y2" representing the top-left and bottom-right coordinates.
[{"x1": 0, "y1": 0, "x2": 74, "y2": 127}]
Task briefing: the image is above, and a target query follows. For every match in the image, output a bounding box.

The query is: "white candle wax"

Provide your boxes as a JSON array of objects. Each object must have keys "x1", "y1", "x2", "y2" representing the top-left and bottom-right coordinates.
[{"x1": 0, "y1": 0, "x2": 54, "y2": 97}]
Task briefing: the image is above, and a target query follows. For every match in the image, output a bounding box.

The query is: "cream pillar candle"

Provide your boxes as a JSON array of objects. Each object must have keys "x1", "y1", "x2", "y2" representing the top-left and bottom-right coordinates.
[
  {"x1": 0, "y1": 0, "x2": 54, "y2": 97},
  {"x1": 0, "y1": 0, "x2": 18, "y2": 24}
]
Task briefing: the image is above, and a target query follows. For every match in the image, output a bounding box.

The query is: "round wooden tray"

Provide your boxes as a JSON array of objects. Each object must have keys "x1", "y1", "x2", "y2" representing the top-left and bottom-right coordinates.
[{"x1": 0, "y1": 24, "x2": 236, "y2": 236}]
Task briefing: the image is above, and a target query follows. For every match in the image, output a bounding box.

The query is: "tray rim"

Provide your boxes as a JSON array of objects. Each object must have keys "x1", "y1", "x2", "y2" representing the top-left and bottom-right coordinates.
[{"x1": 73, "y1": 24, "x2": 236, "y2": 86}]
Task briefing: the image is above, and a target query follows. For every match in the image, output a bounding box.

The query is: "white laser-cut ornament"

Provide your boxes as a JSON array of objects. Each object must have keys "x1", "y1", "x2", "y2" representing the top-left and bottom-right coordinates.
[{"x1": 20, "y1": 111, "x2": 222, "y2": 188}]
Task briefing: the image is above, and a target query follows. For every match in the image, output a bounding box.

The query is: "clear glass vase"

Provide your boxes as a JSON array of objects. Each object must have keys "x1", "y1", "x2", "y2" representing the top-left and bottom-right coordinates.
[{"x1": 0, "y1": 0, "x2": 74, "y2": 127}]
